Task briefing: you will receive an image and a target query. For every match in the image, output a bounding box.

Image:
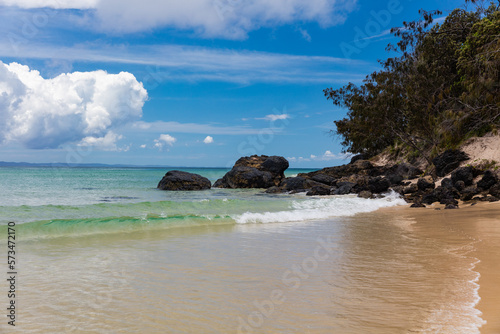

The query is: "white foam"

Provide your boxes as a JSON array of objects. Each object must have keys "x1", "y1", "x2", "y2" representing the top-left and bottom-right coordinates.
[{"x1": 234, "y1": 191, "x2": 406, "y2": 224}]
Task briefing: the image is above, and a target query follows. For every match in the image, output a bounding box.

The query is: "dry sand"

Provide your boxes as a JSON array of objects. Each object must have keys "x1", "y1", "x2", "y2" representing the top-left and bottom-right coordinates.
[{"x1": 381, "y1": 202, "x2": 500, "y2": 333}]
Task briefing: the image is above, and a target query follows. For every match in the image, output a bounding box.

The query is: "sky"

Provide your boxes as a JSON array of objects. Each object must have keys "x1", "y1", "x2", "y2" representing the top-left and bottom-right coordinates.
[{"x1": 0, "y1": 0, "x2": 469, "y2": 167}]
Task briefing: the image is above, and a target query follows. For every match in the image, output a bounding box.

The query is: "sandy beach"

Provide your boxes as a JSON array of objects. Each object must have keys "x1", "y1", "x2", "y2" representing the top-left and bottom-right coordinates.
[{"x1": 381, "y1": 202, "x2": 500, "y2": 334}]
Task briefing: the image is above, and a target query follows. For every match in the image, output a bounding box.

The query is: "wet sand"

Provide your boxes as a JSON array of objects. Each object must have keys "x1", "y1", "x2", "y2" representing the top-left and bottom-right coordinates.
[{"x1": 381, "y1": 202, "x2": 500, "y2": 334}]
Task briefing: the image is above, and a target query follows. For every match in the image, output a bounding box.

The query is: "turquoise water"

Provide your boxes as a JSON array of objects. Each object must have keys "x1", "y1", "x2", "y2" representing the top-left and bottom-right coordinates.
[
  {"x1": 0, "y1": 167, "x2": 486, "y2": 333},
  {"x1": 0, "y1": 166, "x2": 405, "y2": 240}
]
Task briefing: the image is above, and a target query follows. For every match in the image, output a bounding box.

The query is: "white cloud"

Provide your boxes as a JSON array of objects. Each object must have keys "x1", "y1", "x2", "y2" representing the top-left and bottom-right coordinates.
[
  {"x1": 154, "y1": 134, "x2": 176, "y2": 150},
  {"x1": 0, "y1": 0, "x2": 97, "y2": 8},
  {"x1": 203, "y1": 136, "x2": 214, "y2": 144},
  {"x1": 309, "y1": 150, "x2": 352, "y2": 161},
  {"x1": 0, "y1": 42, "x2": 368, "y2": 85},
  {"x1": 0, "y1": 0, "x2": 357, "y2": 39},
  {"x1": 140, "y1": 144, "x2": 147, "y2": 149},
  {"x1": 129, "y1": 121, "x2": 267, "y2": 135},
  {"x1": 258, "y1": 114, "x2": 290, "y2": 121},
  {"x1": 78, "y1": 131, "x2": 125, "y2": 151},
  {"x1": 0, "y1": 61, "x2": 148, "y2": 149},
  {"x1": 298, "y1": 28, "x2": 312, "y2": 42}
]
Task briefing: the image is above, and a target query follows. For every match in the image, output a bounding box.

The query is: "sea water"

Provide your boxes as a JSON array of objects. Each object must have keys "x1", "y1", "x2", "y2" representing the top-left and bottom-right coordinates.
[{"x1": 0, "y1": 167, "x2": 486, "y2": 333}]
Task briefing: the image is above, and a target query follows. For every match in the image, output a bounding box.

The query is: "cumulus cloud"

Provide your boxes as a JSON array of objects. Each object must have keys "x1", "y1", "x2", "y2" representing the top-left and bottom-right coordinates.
[
  {"x1": 203, "y1": 136, "x2": 214, "y2": 144},
  {"x1": 154, "y1": 134, "x2": 176, "y2": 150},
  {"x1": 0, "y1": 60, "x2": 148, "y2": 150}
]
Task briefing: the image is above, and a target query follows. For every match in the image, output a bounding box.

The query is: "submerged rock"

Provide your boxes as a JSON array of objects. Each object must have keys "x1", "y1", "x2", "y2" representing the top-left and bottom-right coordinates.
[{"x1": 157, "y1": 170, "x2": 211, "y2": 191}]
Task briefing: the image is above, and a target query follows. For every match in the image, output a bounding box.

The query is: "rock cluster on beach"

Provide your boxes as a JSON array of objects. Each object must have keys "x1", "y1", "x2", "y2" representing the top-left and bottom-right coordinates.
[{"x1": 157, "y1": 152, "x2": 500, "y2": 209}]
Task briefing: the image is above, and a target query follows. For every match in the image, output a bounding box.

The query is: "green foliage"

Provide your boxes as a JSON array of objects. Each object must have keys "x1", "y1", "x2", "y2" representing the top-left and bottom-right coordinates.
[{"x1": 326, "y1": 1, "x2": 500, "y2": 162}]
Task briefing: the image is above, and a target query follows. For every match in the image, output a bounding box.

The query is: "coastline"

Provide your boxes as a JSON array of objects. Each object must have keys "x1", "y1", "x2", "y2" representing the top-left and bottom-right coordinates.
[{"x1": 379, "y1": 201, "x2": 500, "y2": 333}]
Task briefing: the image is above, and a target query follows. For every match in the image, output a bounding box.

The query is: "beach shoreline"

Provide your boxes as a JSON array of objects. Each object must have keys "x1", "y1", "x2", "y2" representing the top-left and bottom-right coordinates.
[{"x1": 379, "y1": 201, "x2": 500, "y2": 333}]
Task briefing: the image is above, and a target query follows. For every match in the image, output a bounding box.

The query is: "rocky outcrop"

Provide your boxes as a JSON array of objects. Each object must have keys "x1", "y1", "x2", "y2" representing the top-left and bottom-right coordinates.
[
  {"x1": 214, "y1": 155, "x2": 289, "y2": 189},
  {"x1": 211, "y1": 152, "x2": 500, "y2": 208},
  {"x1": 432, "y1": 150, "x2": 469, "y2": 177},
  {"x1": 157, "y1": 170, "x2": 211, "y2": 191}
]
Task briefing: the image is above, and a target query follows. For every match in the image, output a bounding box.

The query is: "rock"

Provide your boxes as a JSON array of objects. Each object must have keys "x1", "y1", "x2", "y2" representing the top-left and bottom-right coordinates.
[
  {"x1": 358, "y1": 190, "x2": 373, "y2": 199},
  {"x1": 350, "y1": 154, "x2": 366, "y2": 164},
  {"x1": 432, "y1": 150, "x2": 469, "y2": 177},
  {"x1": 441, "y1": 178, "x2": 453, "y2": 189},
  {"x1": 460, "y1": 186, "x2": 480, "y2": 201},
  {"x1": 417, "y1": 176, "x2": 435, "y2": 191},
  {"x1": 487, "y1": 196, "x2": 500, "y2": 202},
  {"x1": 445, "y1": 204, "x2": 459, "y2": 209},
  {"x1": 157, "y1": 170, "x2": 211, "y2": 191},
  {"x1": 299, "y1": 159, "x2": 382, "y2": 181},
  {"x1": 422, "y1": 192, "x2": 439, "y2": 205},
  {"x1": 410, "y1": 202, "x2": 426, "y2": 208},
  {"x1": 489, "y1": 183, "x2": 500, "y2": 197},
  {"x1": 386, "y1": 173, "x2": 404, "y2": 185},
  {"x1": 477, "y1": 170, "x2": 498, "y2": 190},
  {"x1": 265, "y1": 186, "x2": 282, "y2": 194},
  {"x1": 451, "y1": 167, "x2": 475, "y2": 187},
  {"x1": 215, "y1": 155, "x2": 288, "y2": 189},
  {"x1": 333, "y1": 182, "x2": 356, "y2": 195},
  {"x1": 310, "y1": 173, "x2": 337, "y2": 186},
  {"x1": 279, "y1": 177, "x2": 316, "y2": 192},
  {"x1": 216, "y1": 166, "x2": 274, "y2": 189},
  {"x1": 455, "y1": 180, "x2": 466, "y2": 191},
  {"x1": 391, "y1": 186, "x2": 404, "y2": 195},
  {"x1": 386, "y1": 163, "x2": 423, "y2": 180},
  {"x1": 306, "y1": 185, "x2": 331, "y2": 196},
  {"x1": 403, "y1": 183, "x2": 418, "y2": 194},
  {"x1": 368, "y1": 177, "x2": 391, "y2": 193}
]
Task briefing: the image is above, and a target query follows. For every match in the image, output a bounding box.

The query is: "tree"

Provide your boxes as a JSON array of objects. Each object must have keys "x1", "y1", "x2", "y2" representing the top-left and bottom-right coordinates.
[{"x1": 325, "y1": 1, "x2": 499, "y2": 163}]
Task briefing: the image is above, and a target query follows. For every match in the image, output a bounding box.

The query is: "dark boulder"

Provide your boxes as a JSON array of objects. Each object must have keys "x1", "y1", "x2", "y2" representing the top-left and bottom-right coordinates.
[
  {"x1": 410, "y1": 201, "x2": 426, "y2": 208},
  {"x1": 477, "y1": 170, "x2": 498, "y2": 190},
  {"x1": 445, "y1": 204, "x2": 459, "y2": 209},
  {"x1": 358, "y1": 190, "x2": 373, "y2": 199},
  {"x1": 386, "y1": 173, "x2": 404, "y2": 185},
  {"x1": 280, "y1": 177, "x2": 314, "y2": 192},
  {"x1": 403, "y1": 183, "x2": 418, "y2": 194},
  {"x1": 299, "y1": 159, "x2": 383, "y2": 180},
  {"x1": 386, "y1": 163, "x2": 423, "y2": 180},
  {"x1": 350, "y1": 154, "x2": 366, "y2": 164},
  {"x1": 306, "y1": 185, "x2": 331, "y2": 196},
  {"x1": 215, "y1": 166, "x2": 274, "y2": 189},
  {"x1": 214, "y1": 155, "x2": 289, "y2": 189},
  {"x1": 441, "y1": 178, "x2": 453, "y2": 189},
  {"x1": 368, "y1": 177, "x2": 391, "y2": 193},
  {"x1": 157, "y1": 170, "x2": 211, "y2": 191},
  {"x1": 451, "y1": 167, "x2": 475, "y2": 187},
  {"x1": 333, "y1": 182, "x2": 356, "y2": 195},
  {"x1": 460, "y1": 186, "x2": 481, "y2": 201},
  {"x1": 310, "y1": 173, "x2": 337, "y2": 186},
  {"x1": 455, "y1": 180, "x2": 466, "y2": 191},
  {"x1": 417, "y1": 176, "x2": 435, "y2": 191},
  {"x1": 422, "y1": 192, "x2": 439, "y2": 205},
  {"x1": 432, "y1": 150, "x2": 469, "y2": 177},
  {"x1": 490, "y1": 183, "x2": 500, "y2": 198}
]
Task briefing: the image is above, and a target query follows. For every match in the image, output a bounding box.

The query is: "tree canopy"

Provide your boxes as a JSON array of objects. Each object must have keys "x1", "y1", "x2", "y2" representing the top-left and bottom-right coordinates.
[{"x1": 325, "y1": 1, "x2": 500, "y2": 162}]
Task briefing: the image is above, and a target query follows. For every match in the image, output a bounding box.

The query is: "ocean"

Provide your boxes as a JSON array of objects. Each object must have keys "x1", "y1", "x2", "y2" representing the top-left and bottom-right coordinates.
[{"x1": 0, "y1": 167, "x2": 486, "y2": 333}]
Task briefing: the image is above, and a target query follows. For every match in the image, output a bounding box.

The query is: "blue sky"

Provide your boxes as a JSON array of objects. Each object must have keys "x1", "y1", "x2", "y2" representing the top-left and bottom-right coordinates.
[{"x1": 0, "y1": 0, "x2": 467, "y2": 167}]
